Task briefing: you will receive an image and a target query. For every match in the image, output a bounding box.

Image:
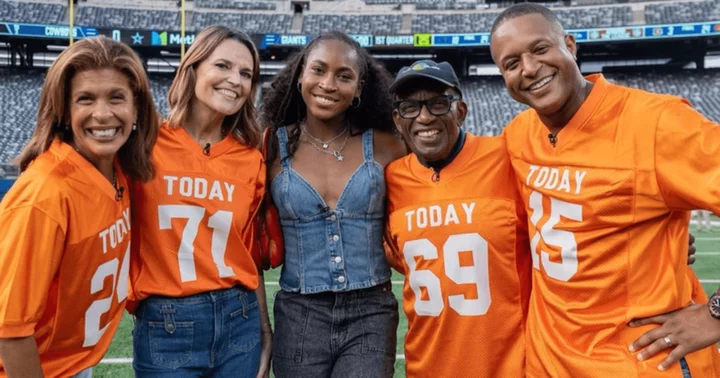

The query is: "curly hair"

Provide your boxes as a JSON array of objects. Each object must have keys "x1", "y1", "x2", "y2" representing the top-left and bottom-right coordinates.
[{"x1": 260, "y1": 31, "x2": 395, "y2": 163}]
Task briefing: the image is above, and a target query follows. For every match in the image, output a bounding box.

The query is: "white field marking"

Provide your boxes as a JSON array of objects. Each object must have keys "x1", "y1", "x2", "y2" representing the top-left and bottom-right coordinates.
[
  {"x1": 696, "y1": 237, "x2": 720, "y2": 241},
  {"x1": 98, "y1": 358, "x2": 133, "y2": 364},
  {"x1": 700, "y1": 279, "x2": 720, "y2": 283}
]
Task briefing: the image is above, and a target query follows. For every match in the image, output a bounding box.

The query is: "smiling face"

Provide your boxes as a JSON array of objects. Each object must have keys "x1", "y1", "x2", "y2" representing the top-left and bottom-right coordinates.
[
  {"x1": 392, "y1": 81, "x2": 467, "y2": 164},
  {"x1": 193, "y1": 38, "x2": 254, "y2": 118},
  {"x1": 69, "y1": 68, "x2": 135, "y2": 168},
  {"x1": 299, "y1": 39, "x2": 364, "y2": 123},
  {"x1": 490, "y1": 13, "x2": 582, "y2": 117}
]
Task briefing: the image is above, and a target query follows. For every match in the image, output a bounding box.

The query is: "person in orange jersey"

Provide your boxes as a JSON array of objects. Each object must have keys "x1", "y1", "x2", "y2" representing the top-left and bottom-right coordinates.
[
  {"x1": 129, "y1": 26, "x2": 271, "y2": 377},
  {"x1": 0, "y1": 36, "x2": 158, "y2": 378},
  {"x1": 384, "y1": 60, "x2": 533, "y2": 378},
  {"x1": 491, "y1": 3, "x2": 720, "y2": 377}
]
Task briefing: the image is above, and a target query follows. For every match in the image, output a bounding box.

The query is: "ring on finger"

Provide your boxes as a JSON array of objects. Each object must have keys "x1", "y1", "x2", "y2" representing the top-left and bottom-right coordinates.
[{"x1": 663, "y1": 336, "x2": 673, "y2": 347}]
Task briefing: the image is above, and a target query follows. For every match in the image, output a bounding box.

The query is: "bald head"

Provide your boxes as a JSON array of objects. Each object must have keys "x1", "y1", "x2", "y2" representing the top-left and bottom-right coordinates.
[{"x1": 490, "y1": 3, "x2": 565, "y2": 37}]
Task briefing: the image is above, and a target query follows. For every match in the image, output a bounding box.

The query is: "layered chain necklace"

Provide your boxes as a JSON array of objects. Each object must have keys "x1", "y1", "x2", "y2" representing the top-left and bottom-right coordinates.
[{"x1": 301, "y1": 123, "x2": 350, "y2": 162}]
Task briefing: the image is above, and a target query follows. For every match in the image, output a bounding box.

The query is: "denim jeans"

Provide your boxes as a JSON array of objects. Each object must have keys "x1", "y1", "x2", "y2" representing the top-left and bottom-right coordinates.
[
  {"x1": 70, "y1": 368, "x2": 92, "y2": 378},
  {"x1": 680, "y1": 357, "x2": 692, "y2": 378},
  {"x1": 132, "y1": 286, "x2": 261, "y2": 377},
  {"x1": 272, "y1": 283, "x2": 399, "y2": 378}
]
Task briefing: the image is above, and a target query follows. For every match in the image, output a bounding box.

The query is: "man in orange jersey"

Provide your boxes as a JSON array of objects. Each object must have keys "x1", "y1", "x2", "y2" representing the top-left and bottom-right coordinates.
[
  {"x1": 491, "y1": 3, "x2": 720, "y2": 377},
  {"x1": 384, "y1": 60, "x2": 533, "y2": 378}
]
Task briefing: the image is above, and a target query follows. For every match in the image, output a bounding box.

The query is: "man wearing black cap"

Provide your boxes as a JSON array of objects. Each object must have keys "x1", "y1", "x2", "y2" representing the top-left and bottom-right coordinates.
[{"x1": 383, "y1": 59, "x2": 533, "y2": 377}]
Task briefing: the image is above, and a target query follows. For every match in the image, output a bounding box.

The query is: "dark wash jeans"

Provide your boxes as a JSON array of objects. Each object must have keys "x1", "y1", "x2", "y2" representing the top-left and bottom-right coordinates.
[{"x1": 272, "y1": 282, "x2": 399, "y2": 378}]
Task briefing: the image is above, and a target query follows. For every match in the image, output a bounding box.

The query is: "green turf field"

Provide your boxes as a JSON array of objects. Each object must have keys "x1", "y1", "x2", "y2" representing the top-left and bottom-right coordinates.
[{"x1": 94, "y1": 224, "x2": 720, "y2": 377}]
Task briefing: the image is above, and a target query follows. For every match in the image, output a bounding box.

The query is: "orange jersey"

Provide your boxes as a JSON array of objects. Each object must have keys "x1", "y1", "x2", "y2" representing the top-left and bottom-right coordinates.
[
  {"x1": 0, "y1": 140, "x2": 130, "y2": 377},
  {"x1": 129, "y1": 122, "x2": 265, "y2": 305},
  {"x1": 503, "y1": 74, "x2": 720, "y2": 377},
  {"x1": 385, "y1": 134, "x2": 532, "y2": 378},
  {"x1": 687, "y1": 267, "x2": 709, "y2": 303}
]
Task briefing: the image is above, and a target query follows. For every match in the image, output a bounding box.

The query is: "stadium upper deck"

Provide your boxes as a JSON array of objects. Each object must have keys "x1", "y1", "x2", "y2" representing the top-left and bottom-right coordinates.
[
  {"x1": 2, "y1": 69, "x2": 719, "y2": 176},
  {"x1": 0, "y1": 0, "x2": 718, "y2": 34}
]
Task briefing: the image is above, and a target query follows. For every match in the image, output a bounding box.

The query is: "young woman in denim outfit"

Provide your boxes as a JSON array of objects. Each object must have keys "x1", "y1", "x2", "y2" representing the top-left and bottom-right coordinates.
[
  {"x1": 261, "y1": 31, "x2": 407, "y2": 377},
  {"x1": 129, "y1": 26, "x2": 272, "y2": 377}
]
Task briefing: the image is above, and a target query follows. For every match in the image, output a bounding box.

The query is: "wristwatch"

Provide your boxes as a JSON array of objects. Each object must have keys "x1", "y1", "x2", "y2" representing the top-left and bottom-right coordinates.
[{"x1": 709, "y1": 289, "x2": 720, "y2": 320}]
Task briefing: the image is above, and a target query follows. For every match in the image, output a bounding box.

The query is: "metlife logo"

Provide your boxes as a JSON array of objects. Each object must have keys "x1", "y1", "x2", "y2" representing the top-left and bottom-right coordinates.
[{"x1": 150, "y1": 31, "x2": 195, "y2": 46}]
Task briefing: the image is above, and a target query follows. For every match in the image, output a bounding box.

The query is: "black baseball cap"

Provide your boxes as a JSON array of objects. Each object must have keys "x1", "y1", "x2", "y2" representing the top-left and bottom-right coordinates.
[{"x1": 389, "y1": 60, "x2": 462, "y2": 96}]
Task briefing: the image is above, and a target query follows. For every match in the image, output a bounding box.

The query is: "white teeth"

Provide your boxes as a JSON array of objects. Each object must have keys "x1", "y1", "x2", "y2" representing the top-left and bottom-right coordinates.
[
  {"x1": 90, "y1": 128, "x2": 118, "y2": 138},
  {"x1": 315, "y1": 96, "x2": 337, "y2": 105},
  {"x1": 217, "y1": 88, "x2": 238, "y2": 99},
  {"x1": 529, "y1": 75, "x2": 554, "y2": 90},
  {"x1": 417, "y1": 130, "x2": 440, "y2": 137}
]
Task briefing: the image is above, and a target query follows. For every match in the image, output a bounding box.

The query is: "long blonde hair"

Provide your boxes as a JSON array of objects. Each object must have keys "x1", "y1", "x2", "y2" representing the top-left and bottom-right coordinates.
[
  {"x1": 16, "y1": 36, "x2": 159, "y2": 182},
  {"x1": 167, "y1": 25, "x2": 261, "y2": 148}
]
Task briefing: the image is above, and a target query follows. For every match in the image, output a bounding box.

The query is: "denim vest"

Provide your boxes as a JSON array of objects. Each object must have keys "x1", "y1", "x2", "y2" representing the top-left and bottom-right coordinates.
[{"x1": 271, "y1": 127, "x2": 391, "y2": 294}]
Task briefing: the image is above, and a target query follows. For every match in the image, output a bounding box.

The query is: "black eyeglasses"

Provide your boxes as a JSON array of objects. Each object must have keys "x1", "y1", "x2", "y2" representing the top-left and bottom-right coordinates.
[{"x1": 394, "y1": 94, "x2": 460, "y2": 119}]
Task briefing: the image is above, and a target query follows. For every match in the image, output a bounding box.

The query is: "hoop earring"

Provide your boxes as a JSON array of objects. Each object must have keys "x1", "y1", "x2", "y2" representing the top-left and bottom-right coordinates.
[
  {"x1": 297, "y1": 82, "x2": 302, "y2": 93},
  {"x1": 351, "y1": 96, "x2": 361, "y2": 108}
]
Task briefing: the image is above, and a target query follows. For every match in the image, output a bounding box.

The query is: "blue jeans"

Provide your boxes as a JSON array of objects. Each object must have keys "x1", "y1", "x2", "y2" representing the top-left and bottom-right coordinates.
[
  {"x1": 132, "y1": 286, "x2": 261, "y2": 377},
  {"x1": 70, "y1": 368, "x2": 92, "y2": 378},
  {"x1": 272, "y1": 283, "x2": 399, "y2": 378},
  {"x1": 680, "y1": 357, "x2": 692, "y2": 378}
]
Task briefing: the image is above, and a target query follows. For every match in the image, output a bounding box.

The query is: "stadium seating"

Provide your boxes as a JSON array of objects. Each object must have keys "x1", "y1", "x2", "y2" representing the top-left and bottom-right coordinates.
[
  {"x1": 458, "y1": 70, "x2": 720, "y2": 136},
  {"x1": 0, "y1": 73, "x2": 43, "y2": 167},
  {"x1": 2, "y1": 0, "x2": 719, "y2": 34},
  {"x1": 412, "y1": 6, "x2": 633, "y2": 33},
  {"x1": 645, "y1": 0, "x2": 720, "y2": 25},
  {"x1": 150, "y1": 76, "x2": 173, "y2": 118},
  {"x1": 302, "y1": 14, "x2": 403, "y2": 34},
  {"x1": 2, "y1": 69, "x2": 720, "y2": 167},
  {"x1": 459, "y1": 77, "x2": 528, "y2": 136},
  {"x1": 0, "y1": 0, "x2": 66, "y2": 24},
  {"x1": 194, "y1": 0, "x2": 277, "y2": 10},
  {"x1": 75, "y1": 6, "x2": 181, "y2": 30},
  {"x1": 415, "y1": 1, "x2": 479, "y2": 10},
  {"x1": 608, "y1": 70, "x2": 720, "y2": 123},
  {"x1": 0, "y1": 73, "x2": 174, "y2": 169},
  {"x1": 192, "y1": 11, "x2": 292, "y2": 33}
]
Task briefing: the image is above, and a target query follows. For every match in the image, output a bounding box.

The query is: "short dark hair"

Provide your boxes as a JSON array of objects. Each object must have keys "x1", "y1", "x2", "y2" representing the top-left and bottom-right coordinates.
[{"x1": 490, "y1": 3, "x2": 565, "y2": 36}]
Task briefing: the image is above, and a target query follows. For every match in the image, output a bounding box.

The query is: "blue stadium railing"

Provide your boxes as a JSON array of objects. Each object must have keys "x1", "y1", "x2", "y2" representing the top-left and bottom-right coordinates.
[{"x1": 0, "y1": 178, "x2": 15, "y2": 202}]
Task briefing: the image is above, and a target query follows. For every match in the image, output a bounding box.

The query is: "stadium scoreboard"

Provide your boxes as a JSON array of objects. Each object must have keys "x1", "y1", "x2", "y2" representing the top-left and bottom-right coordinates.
[{"x1": 1, "y1": 21, "x2": 719, "y2": 49}]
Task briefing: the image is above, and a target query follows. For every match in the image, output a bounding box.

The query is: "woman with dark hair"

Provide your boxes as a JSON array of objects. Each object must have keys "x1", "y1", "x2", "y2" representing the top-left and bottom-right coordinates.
[
  {"x1": 261, "y1": 31, "x2": 407, "y2": 377},
  {"x1": 0, "y1": 36, "x2": 158, "y2": 378},
  {"x1": 129, "y1": 25, "x2": 271, "y2": 377}
]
